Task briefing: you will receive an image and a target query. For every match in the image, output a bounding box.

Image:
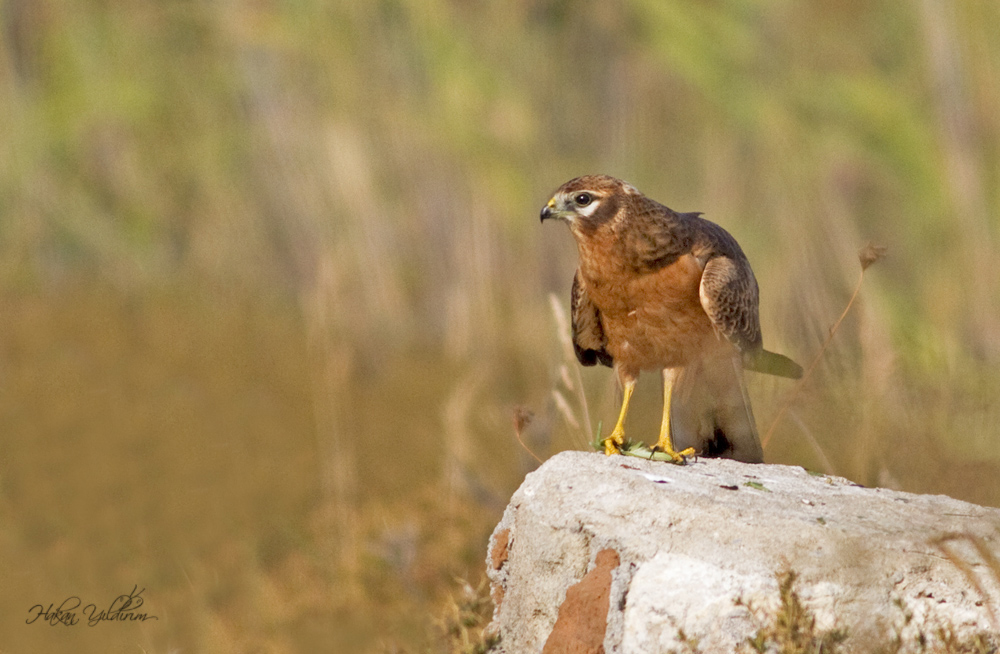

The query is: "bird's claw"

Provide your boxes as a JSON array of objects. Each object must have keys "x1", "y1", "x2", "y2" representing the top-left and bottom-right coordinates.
[
  {"x1": 649, "y1": 444, "x2": 696, "y2": 464},
  {"x1": 603, "y1": 431, "x2": 625, "y2": 456}
]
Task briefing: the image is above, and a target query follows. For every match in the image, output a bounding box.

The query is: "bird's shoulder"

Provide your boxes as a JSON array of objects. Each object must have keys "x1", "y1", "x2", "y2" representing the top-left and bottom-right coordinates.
[
  {"x1": 683, "y1": 212, "x2": 751, "y2": 266},
  {"x1": 623, "y1": 196, "x2": 752, "y2": 272},
  {"x1": 618, "y1": 197, "x2": 693, "y2": 272}
]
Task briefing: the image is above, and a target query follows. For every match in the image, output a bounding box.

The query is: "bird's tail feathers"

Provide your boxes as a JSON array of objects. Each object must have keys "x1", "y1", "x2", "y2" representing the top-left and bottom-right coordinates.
[
  {"x1": 670, "y1": 355, "x2": 763, "y2": 463},
  {"x1": 743, "y1": 349, "x2": 803, "y2": 379}
]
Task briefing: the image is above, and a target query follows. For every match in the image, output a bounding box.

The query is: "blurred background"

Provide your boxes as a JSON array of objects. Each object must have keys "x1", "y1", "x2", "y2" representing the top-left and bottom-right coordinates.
[{"x1": 2, "y1": 0, "x2": 1000, "y2": 651}]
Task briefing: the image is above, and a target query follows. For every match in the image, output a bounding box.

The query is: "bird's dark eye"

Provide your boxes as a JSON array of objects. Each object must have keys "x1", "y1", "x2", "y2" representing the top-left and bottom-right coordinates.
[{"x1": 574, "y1": 193, "x2": 593, "y2": 207}]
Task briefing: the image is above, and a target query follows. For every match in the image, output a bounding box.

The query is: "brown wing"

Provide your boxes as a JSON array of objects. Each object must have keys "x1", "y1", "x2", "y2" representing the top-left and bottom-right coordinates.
[
  {"x1": 698, "y1": 254, "x2": 762, "y2": 354},
  {"x1": 696, "y1": 237, "x2": 802, "y2": 378},
  {"x1": 618, "y1": 198, "x2": 763, "y2": 352},
  {"x1": 570, "y1": 269, "x2": 612, "y2": 368}
]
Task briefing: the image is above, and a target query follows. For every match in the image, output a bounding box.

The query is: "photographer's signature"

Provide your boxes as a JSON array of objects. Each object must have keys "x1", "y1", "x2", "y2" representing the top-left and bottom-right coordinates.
[{"x1": 26, "y1": 585, "x2": 159, "y2": 626}]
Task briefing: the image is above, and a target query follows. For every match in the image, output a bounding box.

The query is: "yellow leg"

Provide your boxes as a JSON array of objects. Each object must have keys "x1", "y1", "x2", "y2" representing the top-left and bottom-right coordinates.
[
  {"x1": 603, "y1": 378, "x2": 636, "y2": 455},
  {"x1": 653, "y1": 368, "x2": 696, "y2": 463}
]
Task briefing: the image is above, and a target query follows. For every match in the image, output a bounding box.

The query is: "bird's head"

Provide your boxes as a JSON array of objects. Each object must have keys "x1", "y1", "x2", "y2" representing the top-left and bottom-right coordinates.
[{"x1": 539, "y1": 175, "x2": 638, "y2": 232}]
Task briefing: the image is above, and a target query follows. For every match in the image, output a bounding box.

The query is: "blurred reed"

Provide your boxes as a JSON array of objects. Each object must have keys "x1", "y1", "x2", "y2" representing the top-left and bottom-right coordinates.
[
  {"x1": 4, "y1": 1, "x2": 1000, "y2": 651},
  {"x1": 933, "y1": 533, "x2": 1000, "y2": 633}
]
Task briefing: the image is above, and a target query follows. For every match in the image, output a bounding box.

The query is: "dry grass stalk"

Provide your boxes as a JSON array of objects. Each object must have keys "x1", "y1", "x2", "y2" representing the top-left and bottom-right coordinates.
[
  {"x1": 300, "y1": 256, "x2": 361, "y2": 597},
  {"x1": 932, "y1": 533, "x2": 1000, "y2": 632},
  {"x1": 512, "y1": 406, "x2": 543, "y2": 465},
  {"x1": 762, "y1": 244, "x2": 886, "y2": 450},
  {"x1": 436, "y1": 577, "x2": 499, "y2": 654},
  {"x1": 549, "y1": 293, "x2": 596, "y2": 448},
  {"x1": 737, "y1": 570, "x2": 848, "y2": 654}
]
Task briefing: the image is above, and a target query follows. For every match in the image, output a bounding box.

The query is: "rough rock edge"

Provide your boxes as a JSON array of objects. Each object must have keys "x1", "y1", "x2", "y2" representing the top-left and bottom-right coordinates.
[{"x1": 486, "y1": 451, "x2": 1000, "y2": 653}]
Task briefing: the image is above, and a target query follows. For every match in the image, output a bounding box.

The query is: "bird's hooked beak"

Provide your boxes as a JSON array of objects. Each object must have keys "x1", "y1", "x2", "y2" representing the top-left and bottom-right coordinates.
[{"x1": 540, "y1": 197, "x2": 559, "y2": 222}]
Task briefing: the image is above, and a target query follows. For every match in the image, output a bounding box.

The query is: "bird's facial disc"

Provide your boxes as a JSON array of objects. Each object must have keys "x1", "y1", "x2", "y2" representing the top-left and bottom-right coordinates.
[
  {"x1": 540, "y1": 190, "x2": 604, "y2": 224},
  {"x1": 569, "y1": 191, "x2": 601, "y2": 218}
]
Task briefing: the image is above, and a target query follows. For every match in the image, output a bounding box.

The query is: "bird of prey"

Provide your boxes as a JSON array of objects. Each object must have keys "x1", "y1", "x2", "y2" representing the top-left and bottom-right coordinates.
[{"x1": 541, "y1": 175, "x2": 802, "y2": 463}]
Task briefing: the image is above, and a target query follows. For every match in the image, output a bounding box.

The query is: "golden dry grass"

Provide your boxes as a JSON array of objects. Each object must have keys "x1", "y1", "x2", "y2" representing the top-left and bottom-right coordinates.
[{"x1": 4, "y1": 1, "x2": 1000, "y2": 652}]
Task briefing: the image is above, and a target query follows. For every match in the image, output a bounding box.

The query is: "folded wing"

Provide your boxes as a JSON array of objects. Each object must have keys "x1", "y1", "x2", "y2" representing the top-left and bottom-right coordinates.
[{"x1": 570, "y1": 269, "x2": 612, "y2": 368}]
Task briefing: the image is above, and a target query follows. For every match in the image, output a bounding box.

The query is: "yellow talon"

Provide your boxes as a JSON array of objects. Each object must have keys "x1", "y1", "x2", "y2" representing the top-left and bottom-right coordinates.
[
  {"x1": 603, "y1": 430, "x2": 625, "y2": 456},
  {"x1": 601, "y1": 372, "x2": 696, "y2": 462},
  {"x1": 602, "y1": 378, "x2": 636, "y2": 456},
  {"x1": 650, "y1": 440, "x2": 696, "y2": 463}
]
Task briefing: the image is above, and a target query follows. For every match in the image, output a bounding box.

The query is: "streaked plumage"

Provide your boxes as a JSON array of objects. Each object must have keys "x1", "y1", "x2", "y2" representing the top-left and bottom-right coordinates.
[{"x1": 541, "y1": 175, "x2": 801, "y2": 463}]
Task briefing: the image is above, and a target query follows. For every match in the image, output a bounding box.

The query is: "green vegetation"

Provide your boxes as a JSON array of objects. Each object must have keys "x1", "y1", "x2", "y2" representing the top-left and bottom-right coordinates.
[{"x1": 3, "y1": 1, "x2": 1000, "y2": 651}]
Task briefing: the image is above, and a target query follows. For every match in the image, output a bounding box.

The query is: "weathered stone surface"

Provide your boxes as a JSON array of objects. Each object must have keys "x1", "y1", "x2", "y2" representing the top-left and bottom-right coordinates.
[
  {"x1": 542, "y1": 548, "x2": 620, "y2": 654},
  {"x1": 486, "y1": 451, "x2": 1000, "y2": 653}
]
